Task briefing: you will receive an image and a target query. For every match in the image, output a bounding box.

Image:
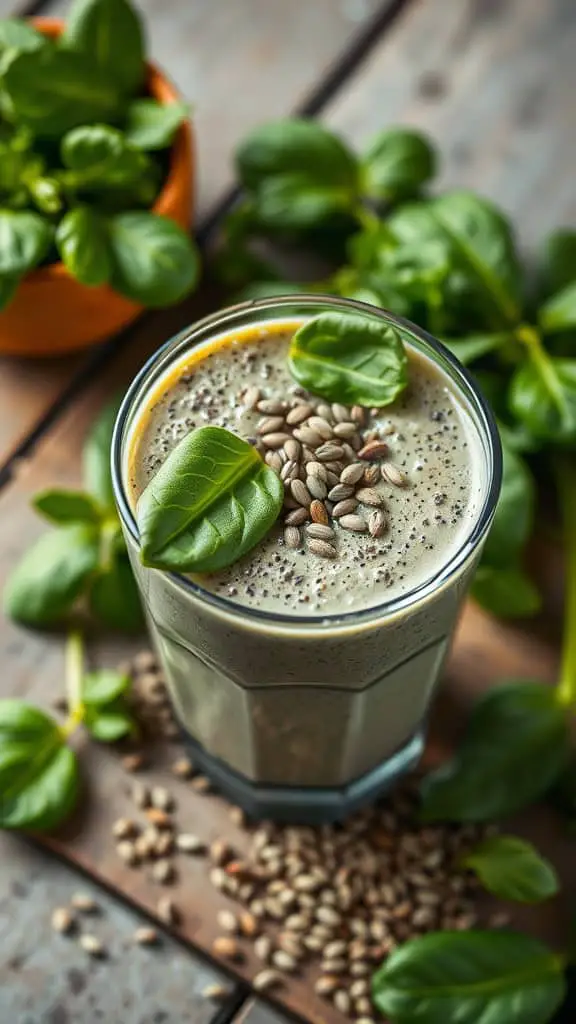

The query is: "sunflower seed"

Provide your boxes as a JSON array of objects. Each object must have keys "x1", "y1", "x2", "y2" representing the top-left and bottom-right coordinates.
[
  {"x1": 350, "y1": 961, "x2": 371, "y2": 976},
  {"x1": 358, "y1": 440, "x2": 389, "y2": 460},
  {"x1": 382, "y1": 462, "x2": 407, "y2": 487},
  {"x1": 305, "y1": 460, "x2": 327, "y2": 481},
  {"x1": 356, "y1": 1019, "x2": 377, "y2": 1024},
  {"x1": 51, "y1": 908, "x2": 74, "y2": 934},
  {"x1": 277, "y1": 932, "x2": 304, "y2": 957},
  {"x1": 285, "y1": 507, "x2": 309, "y2": 526},
  {"x1": 272, "y1": 949, "x2": 297, "y2": 972},
  {"x1": 287, "y1": 403, "x2": 314, "y2": 425},
  {"x1": 316, "y1": 906, "x2": 341, "y2": 926},
  {"x1": 157, "y1": 896, "x2": 179, "y2": 925},
  {"x1": 315, "y1": 975, "x2": 339, "y2": 996},
  {"x1": 261, "y1": 432, "x2": 291, "y2": 449},
  {"x1": 134, "y1": 926, "x2": 158, "y2": 945},
  {"x1": 306, "y1": 523, "x2": 335, "y2": 541},
  {"x1": 325, "y1": 470, "x2": 341, "y2": 488},
  {"x1": 175, "y1": 832, "x2": 205, "y2": 854},
  {"x1": 293, "y1": 426, "x2": 323, "y2": 447},
  {"x1": 190, "y1": 774, "x2": 212, "y2": 793},
  {"x1": 202, "y1": 983, "x2": 229, "y2": 1001},
  {"x1": 307, "y1": 416, "x2": 333, "y2": 439},
  {"x1": 334, "y1": 990, "x2": 351, "y2": 1013},
  {"x1": 257, "y1": 415, "x2": 285, "y2": 435},
  {"x1": 122, "y1": 753, "x2": 144, "y2": 772},
  {"x1": 284, "y1": 438, "x2": 301, "y2": 461},
  {"x1": 333, "y1": 421, "x2": 357, "y2": 438},
  {"x1": 351, "y1": 978, "x2": 370, "y2": 998},
  {"x1": 79, "y1": 934, "x2": 105, "y2": 957},
  {"x1": 331, "y1": 402, "x2": 350, "y2": 422},
  {"x1": 369, "y1": 509, "x2": 386, "y2": 537},
  {"x1": 212, "y1": 935, "x2": 241, "y2": 960},
  {"x1": 307, "y1": 475, "x2": 328, "y2": 500},
  {"x1": 303, "y1": 934, "x2": 324, "y2": 952},
  {"x1": 243, "y1": 385, "x2": 261, "y2": 410},
  {"x1": 155, "y1": 832, "x2": 174, "y2": 857},
  {"x1": 280, "y1": 459, "x2": 298, "y2": 482},
  {"x1": 310, "y1": 500, "x2": 329, "y2": 525},
  {"x1": 356, "y1": 487, "x2": 384, "y2": 507},
  {"x1": 257, "y1": 399, "x2": 285, "y2": 414},
  {"x1": 328, "y1": 483, "x2": 354, "y2": 501},
  {"x1": 356, "y1": 998, "x2": 374, "y2": 1016},
  {"x1": 321, "y1": 957, "x2": 347, "y2": 973},
  {"x1": 117, "y1": 840, "x2": 138, "y2": 865},
  {"x1": 308, "y1": 539, "x2": 337, "y2": 559},
  {"x1": 145, "y1": 808, "x2": 171, "y2": 829},
  {"x1": 71, "y1": 893, "x2": 98, "y2": 912},
  {"x1": 324, "y1": 938, "x2": 347, "y2": 958},
  {"x1": 265, "y1": 450, "x2": 283, "y2": 472},
  {"x1": 284, "y1": 526, "x2": 301, "y2": 549},
  {"x1": 290, "y1": 479, "x2": 312, "y2": 506},
  {"x1": 217, "y1": 909, "x2": 238, "y2": 933},
  {"x1": 152, "y1": 859, "x2": 174, "y2": 884},
  {"x1": 351, "y1": 405, "x2": 366, "y2": 425},
  {"x1": 151, "y1": 786, "x2": 173, "y2": 811},
  {"x1": 340, "y1": 462, "x2": 365, "y2": 485},
  {"x1": 112, "y1": 818, "x2": 137, "y2": 840},
  {"x1": 316, "y1": 443, "x2": 345, "y2": 462},
  {"x1": 332, "y1": 497, "x2": 358, "y2": 518},
  {"x1": 339, "y1": 514, "x2": 367, "y2": 533},
  {"x1": 210, "y1": 839, "x2": 231, "y2": 865},
  {"x1": 255, "y1": 968, "x2": 283, "y2": 992},
  {"x1": 171, "y1": 757, "x2": 194, "y2": 778},
  {"x1": 363, "y1": 464, "x2": 380, "y2": 485}
]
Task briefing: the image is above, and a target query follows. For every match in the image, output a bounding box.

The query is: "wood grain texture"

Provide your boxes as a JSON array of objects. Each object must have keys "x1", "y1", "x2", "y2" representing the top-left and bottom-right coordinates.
[
  {"x1": 325, "y1": 0, "x2": 576, "y2": 250},
  {"x1": 0, "y1": 0, "x2": 383, "y2": 469},
  {"x1": 0, "y1": 832, "x2": 237, "y2": 1024}
]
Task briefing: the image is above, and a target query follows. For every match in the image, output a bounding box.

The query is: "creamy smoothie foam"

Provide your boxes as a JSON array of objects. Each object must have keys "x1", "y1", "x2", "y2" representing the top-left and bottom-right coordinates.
[{"x1": 115, "y1": 299, "x2": 499, "y2": 821}]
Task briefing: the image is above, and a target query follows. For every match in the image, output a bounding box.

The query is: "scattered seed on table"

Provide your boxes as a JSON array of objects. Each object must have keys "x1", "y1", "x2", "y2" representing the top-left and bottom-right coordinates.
[
  {"x1": 356, "y1": 1000, "x2": 375, "y2": 1017},
  {"x1": 382, "y1": 462, "x2": 407, "y2": 487},
  {"x1": 339, "y1": 514, "x2": 367, "y2": 533},
  {"x1": 217, "y1": 909, "x2": 238, "y2": 934},
  {"x1": 210, "y1": 868, "x2": 228, "y2": 891},
  {"x1": 351, "y1": 978, "x2": 370, "y2": 998},
  {"x1": 190, "y1": 775, "x2": 211, "y2": 794},
  {"x1": 308, "y1": 539, "x2": 337, "y2": 559},
  {"x1": 350, "y1": 961, "x2": 370, "y2": 976},
  {"x1": 202, "y1": 983, "x2": 229, "y2": 1001},
  {"x1": 112, "y1": 817, "x2": 137, "y2": 840},
  {"x1": 152, "y1": 859, "x2": 174, "y2": 885},
  {"x1": 51, "y1": 908, "x2": 74, "y2": 934},
  {"x1": 155, "y1": 832, "x2": 174, "y2": 857},
  {"x1": 79, "y1": 934, "x2": 105, "y2": 958},
  {"x1": 117, "y1": 840, "x2": 138, "y2": 866},
  {"x1": 210, "y1": 839, "x2": 232, "y2": 865},
  {"x1": 71, "y1": 893, "x2": 98, "y2": 913},
  {"x1": 289, "y1": 478, "x2": 311, "y2": 506},
  {"x1": 315, "y1": 975, "x2": 339, "y2": 996},
  {"x1": 254, "y1": 968, "x2": 282, "y2": 992},
  {"x1": 321, "y1": 957, "x2": 347, "y2": 974},
  {"x1": 171, "y1": 757, "x2": 194, "y2": 778},
  {"x1": 324, "y1": 939, "x2": 347, "y2": 958},
  {"x1": 228, "y1": 805, "x2": 245, "y2": 827},
  {"x1": 157, "y1": 896, "x2": 179, "y2": 926},
  {"x1": 254, "y1": 934, "x2": 272, "y2": 961},
  {"x1": 145, "y1": 808, "x2": 171, "y2": 829},
  {"x1": 151, "y1": 786, "x2": 173, "y2": 811},
  {"x1": 239, "y1": 911, "x2": 259, "y2": 937},
  {"x1": 333, "y1": 989, "x2": 351, "y2": 1014},
  {"x1": 122, "y1": 753, "x2": 144, "y2": 773},
  {"x1": 316, "y1": 906, "x2": 341, "y2": 926},
  {"x1": 131, "y1": 782, "x2": 150, "y2": 809},
  {"x1": 212, "y1": 935, "x2": 241, "y2": 961},
  {"x1": 272, "y1": 949, "x2": 297, "y2": 973},
  {"x1": 134, "y1": 926, "x2": 158, "y2": 946}
]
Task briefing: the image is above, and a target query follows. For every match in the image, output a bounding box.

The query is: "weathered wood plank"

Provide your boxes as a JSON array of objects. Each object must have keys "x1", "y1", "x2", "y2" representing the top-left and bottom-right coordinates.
[
  {"x1": 325, "y1": 0, "x2": 576, "y2": 250},
  {"x1": 0, "y1": 832, "x2": 239, "y2": 1024},
  {"x1": 0, "y1": 0, "x2": 384, "y2": 467},
  {"x1": 234, "y1": 1001, "x2": 293, "y2": 1024}
]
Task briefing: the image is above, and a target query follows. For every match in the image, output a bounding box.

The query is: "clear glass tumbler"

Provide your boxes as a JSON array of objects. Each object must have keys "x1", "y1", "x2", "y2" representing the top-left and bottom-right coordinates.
[{"x1": 112, "y1": 296, "x2": 502, "y2": 823}]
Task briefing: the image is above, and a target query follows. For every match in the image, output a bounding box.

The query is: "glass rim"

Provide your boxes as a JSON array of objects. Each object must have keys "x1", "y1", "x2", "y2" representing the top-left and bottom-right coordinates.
[{"x1": 111, "y1": 294, "x2": 502, "y2": 630}]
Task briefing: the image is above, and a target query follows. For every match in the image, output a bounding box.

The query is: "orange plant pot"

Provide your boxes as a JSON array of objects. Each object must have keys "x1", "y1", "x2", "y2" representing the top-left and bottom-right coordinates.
[{"x1": 0, "y1": 18, "x2": 194, "y2": 358}]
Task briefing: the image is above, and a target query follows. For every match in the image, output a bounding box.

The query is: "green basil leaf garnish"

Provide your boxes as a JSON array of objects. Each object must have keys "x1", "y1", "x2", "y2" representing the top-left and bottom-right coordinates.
[
  {"x1": 82, "y1": 669, "x2": 131, "y2": 706},
  {"x1": 372, "y1": 930, "x2": 566, "y2": 1024},
  {"x1": 84, "y1": 703, "x2": 135, "y2": 742},
  {"x1": 289, "y1": 311, "x2": 408, "y2": 406},
  {"x1": 420, "y1": 681, "x2": 571, "y2": 822},
  {"x1": 137, "y1": 425, "x2": 283, "y2": 573},
  {"x1": 0, "y1": 700, "x2": 79, "y2": 830},
  {"x1": 463, "y1": 835, "x2": 559, "y2": 904},
  {"x1": 33, "y1": 488, "x2": 103, "y2": 525}
]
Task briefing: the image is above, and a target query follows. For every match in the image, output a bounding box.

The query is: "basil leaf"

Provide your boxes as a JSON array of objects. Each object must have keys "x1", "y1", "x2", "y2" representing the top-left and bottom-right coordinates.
[
  {"x1": 83, "y1": 669, "x2": 130, "y2": 706},
  {"x1": 63, "y1": 0, "x2": 145, "y2": 97},
  {"x1": 0, "y1": 210, "x2": 53, "y2": 275},
  {"x1": 137, "y1": 425, "x2": 283, "y2": 573},
  {"x1": 362, "y1": 128, "x2": 436, "y2": 200},
  {"x1": 4, "y1": 48, "x2": 121, "y2": 138},
  {"x1": 236, "y1": 118, "x2": 358, "y2": 191},
  {"x1": 33, "y1": 488, "x2": 103, "y2": 525},
  {"x1": 3, "y1": 525, "x2": 100, "y2": 627},
  {"x1": 540, "y1": 229, "x2": 576, "y2": 298},
  {"x1": 88, "y1": 554, "x2": 144, "y2": 632},
  {"x1": 463, "y1": 835, "x2": 559, "y2": 903},
  {"x1": 253, "y1": 174, "x2": 354, "y2": 231},
  {"x1": 472, "y1": 565, "x2": 541, "y2": 618},
  {"x1": 124, "y1": 99, "x2": 188, "y2": 151},
  {"x1": 482, "y1": 446, "x2": 534, "y2": 568},
  {"x1": 108, "y1": 212, "x2": 199, "y2": 307},
  {"x1": 372, "y1": 930, "x2": 566, "y2": 1024},
  {"x1": 0, "y1": 18, "x2": 47, "y2": 63},
  {"x1": 61, "y1": 125, "x2": 150, "y2": 189},
  {"x1": 539, "y1": 282, "x2": 576, "y2": 334},
  {"x1": 83, "y1": 397, "x2": 121, "y2": 510},
  {"x1": 289, "y1": 312, "x2": 408, "y2": 406},
  {"x1": 508, "y1": 356, "x2": 576, "y2": 444},
  {"x1": 420, "y1": 681, "x2": 571, "y2": 822},
  {"x1": 56, "y1": 207, "x2": 111, "y2": 287},
  {"x1": 0, "y1": 700, "x2": 79, "y2": 830},
  {"x1": 84, "y1": 703, "x2": 134, "y2": 742},
  {"x1": 444, "y1": 332, "x2": 511, "y2": 366}
]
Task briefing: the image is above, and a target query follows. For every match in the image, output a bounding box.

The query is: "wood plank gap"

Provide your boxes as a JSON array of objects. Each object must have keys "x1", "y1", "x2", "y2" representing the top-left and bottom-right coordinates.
[
  {"x1": 0, "y1": 0, "x2": 414, "y2": 489},
  {"x1": 211, "y1": 992, "x2": 253, "y2": 1024}
]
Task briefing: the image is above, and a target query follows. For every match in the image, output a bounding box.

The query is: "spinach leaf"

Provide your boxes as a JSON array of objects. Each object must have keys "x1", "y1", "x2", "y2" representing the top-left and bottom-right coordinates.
[
  {"x1": 252, "y1": 174, "x2": 355, "y2": 231},
  {"x1": 56, "y1": 206, "x2": 111, "y2": 287},
  {"x1": 0, "y1": 210, "x2": 53, "y2": 275},
  {"x1": 3, "y1": 525, "x2": 100, "y2": 627},
  {"x1": 137, "y1": 425, "x2": 283, "y2": 573},
  {"x1": 443, "y1": 332, "x2": 511, "y2": 366},
  {"x1": 539, "y1": 228, "x2": 576, "y2": 297},
  {"x1": 420, "y1": 681, "x2": 571, "y2": 822},
  {"x1": 82, "y1": 669, "x2": 130, "y2": 705},
  {"x1": 83, "y1": 397, "x2": 121, "y2": 510},
  {"x1": 108, "y1": 212, "x2": 199, "y2": 307},
  {"x1": 463, "y1": 835, "x2": 559, "y2": 903},
  {"x1": 362, "y1": 127, "x2": 436, "y2": 200},
  {"x1": 372, "y1": 930, "x2": 566, "y2": 1024},
  {"x1": 63, "y1": 0, "x2": 145, "y2": 97},
  {"x1": 472, "y1": 565, "x2": 541, "y2": 618},
  {"x1": 236, "y1": 118, "x2": 358, "y2": 192},
  {"x1": 33, "y1": 488, "x2": 103, "y2": 525},
  {"x1": 124, "y1": 99, "x2": 188, "y2": 151},
  {"x1": 4, "y1": 48, "x2": 121, "y2": 138},
  {"x1": 84, "y1": 703, "x2": 134, "y2": 741},
  {"x1": 509, "y1": 356, "x2": 576, "y2": 445},
  {"x1": 481, "y1": 446, "x2": 534, "y2": 567},
  {"x1": 61, "y1": 125, "x2": 150, "y2": 189},
  {"x1": 289, "y1": 312, "x2": 408, "y2": 406},
  {"x1": 0, "y1": 700, "x2": 79, "y2": 830},
  {"x1": 539, "y1": 282, "x2": 576, "y2": 334},
  {"x1": 88, "y1": 553, "x2": 144, "y2": 632}
]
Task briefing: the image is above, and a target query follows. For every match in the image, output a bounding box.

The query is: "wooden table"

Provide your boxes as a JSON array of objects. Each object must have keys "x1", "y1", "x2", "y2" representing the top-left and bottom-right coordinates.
[{"x1": 1, "y1": 0, "x2": 575, "y2": 1022}]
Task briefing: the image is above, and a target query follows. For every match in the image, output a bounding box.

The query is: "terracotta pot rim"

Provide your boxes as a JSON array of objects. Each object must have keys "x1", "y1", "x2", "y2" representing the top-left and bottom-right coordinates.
[{"x1": 25, "y1": 17, "x2": 191, "y2": 284}]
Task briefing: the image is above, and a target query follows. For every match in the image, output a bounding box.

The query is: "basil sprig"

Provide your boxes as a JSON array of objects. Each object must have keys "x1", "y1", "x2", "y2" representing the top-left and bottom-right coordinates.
[
  {"x1": 372, "y1": 930, "x2": 566, "y2": 1024},
  {"x1": 0, "y1": 0, "x2": 198, "y2": 311},
  {"x1": 137, "y1": 426, "x2": 283, "y2": 573},
  {"x1": 288, "y1": 311, "x2": 408, "y2": 406},
  {"x1": 4, "y1": 398, "x2": 143, "y2": 632},
  {"x1": 463, "y1": 835, "x2": 559, "y2": 904},
  {"x1": 0, "y1": 631, "x2": 134, "y2": 831}
]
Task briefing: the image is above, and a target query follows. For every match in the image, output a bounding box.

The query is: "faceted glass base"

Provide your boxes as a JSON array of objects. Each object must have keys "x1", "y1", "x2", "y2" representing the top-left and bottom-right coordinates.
[{"x1": 180, "y1": 720, "x2": 424, "y2": 824}]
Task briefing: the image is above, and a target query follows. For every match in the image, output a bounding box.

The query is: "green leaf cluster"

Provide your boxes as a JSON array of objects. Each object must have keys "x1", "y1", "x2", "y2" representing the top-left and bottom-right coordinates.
[
  {"x1": 0, "y1": 0, "x2": 198, "y2": 310},
  {"x1": 4, "y1": 398, "x2": 143, "y2": 632}
]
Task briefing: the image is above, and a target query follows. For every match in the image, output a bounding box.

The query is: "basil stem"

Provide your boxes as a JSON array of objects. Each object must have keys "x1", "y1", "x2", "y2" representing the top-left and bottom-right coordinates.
[
  {"x1": 61, "y1": 629, "x2": 85, "y2": 737},
  {"x1": 554, "y1": 454, "x2": 576, "y2": 709}
]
